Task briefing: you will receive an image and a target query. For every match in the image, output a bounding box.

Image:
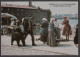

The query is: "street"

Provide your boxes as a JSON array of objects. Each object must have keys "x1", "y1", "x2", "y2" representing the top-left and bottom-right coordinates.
[{"x1": 1, "y1": 35, "x2": 78, "y2": 55}]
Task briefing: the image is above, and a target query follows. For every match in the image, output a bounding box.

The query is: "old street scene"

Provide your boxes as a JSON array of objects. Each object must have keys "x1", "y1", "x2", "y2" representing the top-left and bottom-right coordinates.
[{"x1": 1, "y1": 1, "x2": 78, "y2": 55}]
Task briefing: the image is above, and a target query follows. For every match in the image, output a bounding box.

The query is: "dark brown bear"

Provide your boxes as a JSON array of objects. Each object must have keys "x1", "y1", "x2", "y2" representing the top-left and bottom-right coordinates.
[{"x1": 11, "y1": 28, "x2": 26, "y2": 47}]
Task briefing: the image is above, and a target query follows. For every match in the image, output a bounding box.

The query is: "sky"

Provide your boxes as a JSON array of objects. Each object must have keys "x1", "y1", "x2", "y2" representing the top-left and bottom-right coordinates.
[{"x1": 1, "y1": 1, "x2": 78, "y2": 15}]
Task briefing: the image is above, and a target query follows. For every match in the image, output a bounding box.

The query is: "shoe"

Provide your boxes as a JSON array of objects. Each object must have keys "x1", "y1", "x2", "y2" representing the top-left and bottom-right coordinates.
[
  {"x1": 23, "y1": 45, "x2": 26, "y2": 47},
  {"x1": 11, "y1": 43, "x2": 13, "y2": 45},
  {"x1": 32, "y1": 43, "x2": 36, "y2": 46},
  {"x1": 18, "y1": 45, "x2": 21, "y2": 47},
  {"x1": 43, "y1": 42, "x2": 46, "y2": 44}
]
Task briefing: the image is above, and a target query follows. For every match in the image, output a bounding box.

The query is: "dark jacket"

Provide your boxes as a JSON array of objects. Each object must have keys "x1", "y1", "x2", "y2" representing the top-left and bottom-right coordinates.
[
  {"x1": 40, "y1": 21, "x2": 48, "y2": 35},
  {"x1": 23, "y1": 20, "x2": 35, "y2": 32},
  {"x1": 41, "y1": 21, "x2": 48, "y2": 28},
  {"x1": 74, "y1": 27, "x2": 78, "y2": 44}
]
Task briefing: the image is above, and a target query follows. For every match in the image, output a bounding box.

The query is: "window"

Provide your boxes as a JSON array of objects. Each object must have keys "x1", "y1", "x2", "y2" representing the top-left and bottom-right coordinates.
[
  {"x1": 17, "y1": 13, "x2": 19, "y2": 16},
  {"x1": 17, "y1": 9, "x2": 19, "y2": 11},
  {"x1": 21, "y1": 9, "x2": 24, "y2": 11},
  {"x1": 8, "y1": 8, "x2": 9, "y2": 11}
]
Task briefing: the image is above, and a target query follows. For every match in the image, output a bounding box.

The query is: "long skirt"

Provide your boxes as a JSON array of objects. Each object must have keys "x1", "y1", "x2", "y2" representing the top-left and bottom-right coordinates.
[
  {"x1": 62, "y1": 25, "x2": 71, "y2": 36},
  {"x1": 55, "y1": 27, "x2": 60, "y2": 40},
  {"x1": 40, "y1": 28, "x2": 48, "y2": 42},
  {"x1": 47, "y1": 29, "x2": 57, "y2": 47},
  {"x1": 40, "y1": 34, "x2": 48, "y2": 43}
]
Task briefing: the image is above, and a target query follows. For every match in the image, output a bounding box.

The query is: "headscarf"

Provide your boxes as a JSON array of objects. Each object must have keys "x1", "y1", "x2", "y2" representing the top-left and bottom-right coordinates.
[
  {"x1": 50, "y1": 18, "x2": 55, "y2": 23},
  {"x1": 42, "y1": 18, "x2": 47, "y2": 21}
]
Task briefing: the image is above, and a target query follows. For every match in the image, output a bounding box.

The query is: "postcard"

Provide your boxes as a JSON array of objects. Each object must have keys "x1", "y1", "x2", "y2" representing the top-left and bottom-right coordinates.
[{"x1": 1, "y1": 1, "x2": 78, "y2": 55}]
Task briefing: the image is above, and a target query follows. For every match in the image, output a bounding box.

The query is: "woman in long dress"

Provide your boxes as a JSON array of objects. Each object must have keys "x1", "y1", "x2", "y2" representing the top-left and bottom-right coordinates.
[
  {"x1": 62, "y1": 17, "x2": 71, "y2": 41},
  {"x1": 47, "y1": 18, "x2": 57, "y2": 47},
  {"x1": 54, "y1": 18, "x2": 60, "y2": 44},
  {"x1": 40, "y1": 18, "x2": 48, "y2": 43}
]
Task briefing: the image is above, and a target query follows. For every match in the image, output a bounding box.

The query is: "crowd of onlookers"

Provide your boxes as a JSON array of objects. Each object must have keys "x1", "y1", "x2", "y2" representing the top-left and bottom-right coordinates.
[{"x1": 1, "y1": 16, "x2": 78, "y2": 47}]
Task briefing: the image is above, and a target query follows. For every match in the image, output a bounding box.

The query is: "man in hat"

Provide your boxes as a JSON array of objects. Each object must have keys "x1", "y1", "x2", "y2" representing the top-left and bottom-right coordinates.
[{"x1": 23, "y1": 17, "x2": 36, "y2": 46}]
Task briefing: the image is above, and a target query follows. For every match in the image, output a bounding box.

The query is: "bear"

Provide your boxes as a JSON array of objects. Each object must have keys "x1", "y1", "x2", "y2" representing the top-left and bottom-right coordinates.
[{"x1": 11, "y1": 28, "x2": 26, "y2": 47}]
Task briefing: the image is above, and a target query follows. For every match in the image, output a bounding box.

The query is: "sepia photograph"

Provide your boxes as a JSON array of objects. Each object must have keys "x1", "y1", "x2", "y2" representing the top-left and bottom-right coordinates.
[{"x1": 1, "y1": 1, "x2": 78, "y2": 55}]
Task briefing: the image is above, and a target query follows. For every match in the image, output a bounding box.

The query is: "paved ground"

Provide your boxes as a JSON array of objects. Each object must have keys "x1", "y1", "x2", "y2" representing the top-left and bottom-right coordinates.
[{"x1": 1, "y1": 35, "x2": 78, "y2": 55}]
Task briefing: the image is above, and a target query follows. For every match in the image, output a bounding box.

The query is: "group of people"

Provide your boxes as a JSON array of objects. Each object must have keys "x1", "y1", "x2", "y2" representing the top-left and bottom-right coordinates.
[
  {"x1": 39, "y1": 18, "x2": 60, "y2": 47},
  {"x1": 39, "y1": 17, "x2": 78, "y2": 47},
  {"x1": 10, "y1": 17, "x2": 36, "y2": 46},
  {"x1": 9, "y1": 16, "x2": 78, "y2": 47}
]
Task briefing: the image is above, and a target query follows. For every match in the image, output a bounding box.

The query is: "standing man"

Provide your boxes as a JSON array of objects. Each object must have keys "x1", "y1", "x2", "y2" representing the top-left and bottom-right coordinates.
[
  {"x1": 10, "y1": 18, "x2": 15, "y2": 26},
  {"x1": 23, "y1": 17, "x2": 36, "y2": 46},
  {"x1": 10, "y1": 18, "x2": 16, "y2": 34}
]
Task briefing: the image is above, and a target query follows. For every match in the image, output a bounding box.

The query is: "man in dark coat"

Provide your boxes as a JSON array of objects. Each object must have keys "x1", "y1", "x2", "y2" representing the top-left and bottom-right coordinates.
[{"x1": 23, "y1": 18, "x2": 36, "y2": 46}]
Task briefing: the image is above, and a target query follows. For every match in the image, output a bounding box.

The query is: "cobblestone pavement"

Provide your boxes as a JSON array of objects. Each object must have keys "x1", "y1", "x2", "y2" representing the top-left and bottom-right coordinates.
[{"x1": 1, "y1": 35, "x2": 78, "y2": 55}]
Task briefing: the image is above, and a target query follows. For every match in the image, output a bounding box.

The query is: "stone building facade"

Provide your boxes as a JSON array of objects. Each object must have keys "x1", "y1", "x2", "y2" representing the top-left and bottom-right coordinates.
[
  {"x1": 1, "y1": 2, "x2": 51, "y2": 34},
  {"x1": 1, "y1": 2, "x2": 51, "y2": 24}
]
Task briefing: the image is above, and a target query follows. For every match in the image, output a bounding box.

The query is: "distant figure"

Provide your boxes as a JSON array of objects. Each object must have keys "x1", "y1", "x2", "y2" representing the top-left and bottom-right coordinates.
[
  {"x1": 62, "y1": 17, "x2": 71, "y2": 41},
  {"x1": 10, "y1": 18, "x2": 15, "y2": 26},
  {"x1": 21, "y1": 18, "x2": 25, "y2": 26},
  {"x1": 74, "y1": 24, "x2": 78, "y2": 47},
  {"x1": 47, "y1": 18, "x2": 57, "y2": 47},
  {"x1": 72, "y1": 25, "x2": 76, "y2": 38},
  {"x1": 9, "y1": 18, "x2": 16, "y2": 35},
  {"x1": 20, "y1": 18, "x2": 25, "y2": 32},
  {"x1": 54, "y1": 18, "x2": 60, "y2": 44},
  {"x1": 39, "y1": 18, "x2": 48, "y2": 43},
  {"x1": 15, "y1": 20, "x2": 20, "y2": 26}
]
